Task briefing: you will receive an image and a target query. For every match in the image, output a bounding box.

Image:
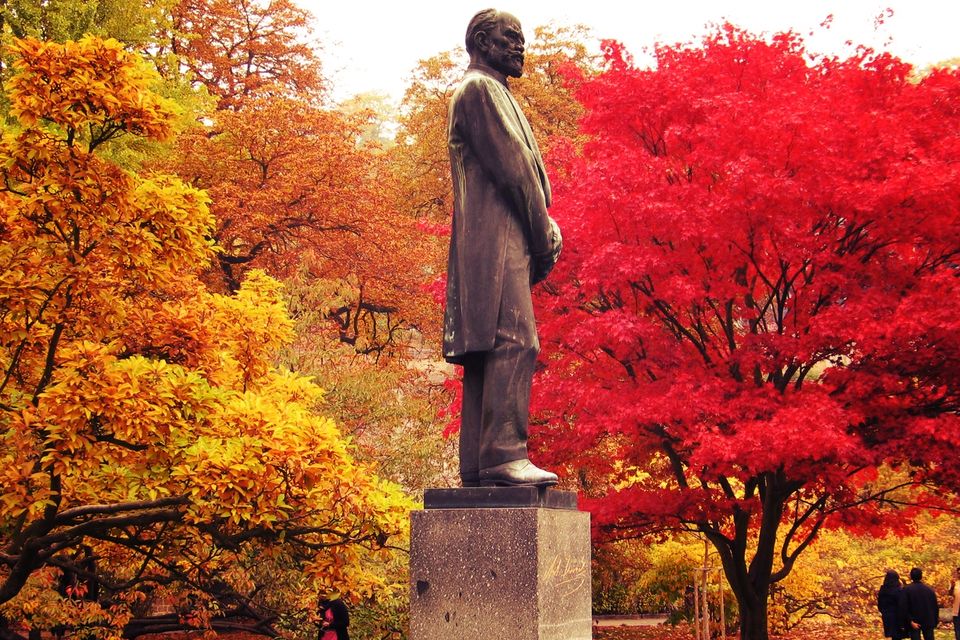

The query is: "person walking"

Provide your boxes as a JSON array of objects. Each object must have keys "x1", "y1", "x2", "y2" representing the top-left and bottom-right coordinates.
[
  {"x1": 902, "y1": 567, "x2": 939, "y2": 640},
  {"x1": 879, "y1": 570, "x2": 906, "y2": 640}
]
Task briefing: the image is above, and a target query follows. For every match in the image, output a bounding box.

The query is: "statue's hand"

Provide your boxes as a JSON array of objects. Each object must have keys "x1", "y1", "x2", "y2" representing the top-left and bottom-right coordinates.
[
  {"x1": 548, "y1": 216, "x2": 562, "y2": 262},
  {"x1": 531, "y1": 217, "x2": 562, "y2": 285}
]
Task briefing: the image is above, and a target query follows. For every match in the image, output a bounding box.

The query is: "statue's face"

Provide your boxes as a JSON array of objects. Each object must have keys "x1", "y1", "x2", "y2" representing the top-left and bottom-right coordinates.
[{"x1": 479, "y1": 13, "x2": 525, "y2": 78}]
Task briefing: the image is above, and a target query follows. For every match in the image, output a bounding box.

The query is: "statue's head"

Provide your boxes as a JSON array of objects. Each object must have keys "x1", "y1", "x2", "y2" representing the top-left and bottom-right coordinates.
[{"x1": 465, "y1": 9, "x2": 525, "y2": 78}]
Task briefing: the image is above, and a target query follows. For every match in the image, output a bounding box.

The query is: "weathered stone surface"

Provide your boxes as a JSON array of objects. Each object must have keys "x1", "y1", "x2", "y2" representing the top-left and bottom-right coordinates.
[
  {"x1": 409, "y1": 503, "x2": 591, "y2": 640},
  {"x1": 423, "y1": 487, "x2": 578, "y2": 510}
]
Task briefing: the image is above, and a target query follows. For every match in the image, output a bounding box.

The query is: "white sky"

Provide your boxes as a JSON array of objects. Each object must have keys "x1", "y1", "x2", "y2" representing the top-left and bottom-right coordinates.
[{"x1": 301, "y1": 0, "x2": 960, "y2": 104}]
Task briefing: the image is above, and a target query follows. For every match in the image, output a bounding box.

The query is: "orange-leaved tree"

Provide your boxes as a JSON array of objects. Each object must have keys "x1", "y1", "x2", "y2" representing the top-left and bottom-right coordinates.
[
  {"x1": 0, "y1": 36, "x2": 409, "y2": 638},
  {"x1": 169, "y1": 94, "x2": 440, "y2": 357},
  {"x1": 166, "y1": 0, "x2": 324, "y2": 110}
]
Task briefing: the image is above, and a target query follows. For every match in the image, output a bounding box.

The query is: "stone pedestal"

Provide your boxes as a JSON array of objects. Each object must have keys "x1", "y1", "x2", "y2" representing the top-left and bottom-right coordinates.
[{"x1": 409, "y1": 487, "x2": 591, "y2": 640}]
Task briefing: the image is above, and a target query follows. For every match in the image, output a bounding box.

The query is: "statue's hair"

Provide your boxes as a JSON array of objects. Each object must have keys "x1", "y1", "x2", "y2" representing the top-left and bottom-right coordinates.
[{"x1": 465, "y1": 9, "x2": 500, "y2": 55}]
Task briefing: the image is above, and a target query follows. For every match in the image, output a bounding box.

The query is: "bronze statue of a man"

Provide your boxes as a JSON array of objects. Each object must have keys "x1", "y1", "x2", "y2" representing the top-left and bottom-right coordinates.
[{"x1": 443, "y1": 8, "x2": 561, "y2": 487}]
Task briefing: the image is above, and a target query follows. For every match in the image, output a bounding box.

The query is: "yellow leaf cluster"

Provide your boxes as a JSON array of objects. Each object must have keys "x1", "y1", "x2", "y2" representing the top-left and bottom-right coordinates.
[
  {"x1": 0, "y1": 37, "x2": 217, "y2": 410},
  {"x1": 2, "y1": 276, "x2": 410, "y2": 541},
  {"x1": 0, "y1": 567, "x2": 130, "y2": 640},
  {"x1": 5, "y1": 36, "x2": 177, "y2": 140},
  {"x1": 0, "y1": 36, "x2": 413, "y2": 629}
]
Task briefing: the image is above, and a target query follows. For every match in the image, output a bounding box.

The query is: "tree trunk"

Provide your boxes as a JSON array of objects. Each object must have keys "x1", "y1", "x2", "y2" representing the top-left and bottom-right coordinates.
[
  {"x1": 704, "y1": 472, "x2": 790, "y2": 640},
  {"x1": 736, "y1": 594, "x2": 770, "y2": 640}
]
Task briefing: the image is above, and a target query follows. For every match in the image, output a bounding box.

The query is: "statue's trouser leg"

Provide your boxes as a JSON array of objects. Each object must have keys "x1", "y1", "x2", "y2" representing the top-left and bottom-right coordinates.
[
  {"x1": 460, "y1": 332, "x2": 539, "y2": 480},
  {"x1": 460, "y1": 249, "x2": 539, "y2": 480},
  {"x1": 459, "y1": 355, "x2": 484, "y2": 484}
]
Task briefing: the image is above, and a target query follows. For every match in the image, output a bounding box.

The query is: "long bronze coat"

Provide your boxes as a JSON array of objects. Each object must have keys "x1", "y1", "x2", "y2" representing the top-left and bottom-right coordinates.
[{"x1": 443, "y1": 63, "x2": 554, "y2": 364}]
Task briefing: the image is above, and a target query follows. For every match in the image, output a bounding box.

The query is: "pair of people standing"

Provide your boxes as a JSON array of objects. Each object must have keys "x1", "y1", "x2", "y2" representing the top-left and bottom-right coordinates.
[{"x1": 878, "y1": 567, "x2": 946, "y2": 640}]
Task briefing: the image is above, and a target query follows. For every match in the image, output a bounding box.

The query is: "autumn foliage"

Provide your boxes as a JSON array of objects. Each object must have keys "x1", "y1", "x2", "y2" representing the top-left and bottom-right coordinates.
[
  {"x1": 9, "y1": 5, "x2": 960, "y2": 639},
  {"x1": 0, "y1": 37, "x2": 409, "y2": 637},
  {"x1": 168, "y1": 0, "x2": 324, "y2": 109},
  {"x1": 166, "y1": 94, "x2": 438, "y2": 358},
  {"x1": 534, "y1": 26, "x2": 960, "y2": 640}
]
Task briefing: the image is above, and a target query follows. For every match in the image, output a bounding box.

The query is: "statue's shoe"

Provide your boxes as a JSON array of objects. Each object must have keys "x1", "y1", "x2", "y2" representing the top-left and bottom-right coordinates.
[{"x1": 479, "y1": 459, "x2": 558, "y2": 487}]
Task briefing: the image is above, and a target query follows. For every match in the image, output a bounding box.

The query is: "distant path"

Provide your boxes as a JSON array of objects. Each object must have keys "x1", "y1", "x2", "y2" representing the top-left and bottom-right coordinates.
[{"x1": 594, "y1": 615, "x2": 668, "y2": 627}]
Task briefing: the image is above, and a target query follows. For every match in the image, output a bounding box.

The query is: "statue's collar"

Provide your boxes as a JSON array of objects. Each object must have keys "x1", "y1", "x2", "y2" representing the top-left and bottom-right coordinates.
[{"x1": 467, "y1": 62, "x2": 509, "y2": 87}]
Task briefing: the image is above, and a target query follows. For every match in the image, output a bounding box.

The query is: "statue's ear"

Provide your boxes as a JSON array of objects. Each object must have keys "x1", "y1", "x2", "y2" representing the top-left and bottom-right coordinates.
[{"x1": 473, "y1": 30, "x2": 489, "y2": 54}]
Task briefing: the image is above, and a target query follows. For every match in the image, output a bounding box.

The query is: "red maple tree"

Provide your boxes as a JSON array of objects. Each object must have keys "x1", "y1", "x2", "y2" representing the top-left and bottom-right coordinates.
[{"x1": 533, "y1": 25, "x2": 960, "y2": 640}]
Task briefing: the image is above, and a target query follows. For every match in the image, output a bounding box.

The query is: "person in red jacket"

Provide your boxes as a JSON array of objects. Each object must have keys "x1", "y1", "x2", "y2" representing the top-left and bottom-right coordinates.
[{"x1": 317, "y1": 594, "x2": 349, "y2": 640}]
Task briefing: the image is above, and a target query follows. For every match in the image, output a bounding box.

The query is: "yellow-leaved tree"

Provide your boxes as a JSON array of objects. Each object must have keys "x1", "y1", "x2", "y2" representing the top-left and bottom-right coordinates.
[{"x1": 0, "y1": 37, "x2": 410, "y2": 639}]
